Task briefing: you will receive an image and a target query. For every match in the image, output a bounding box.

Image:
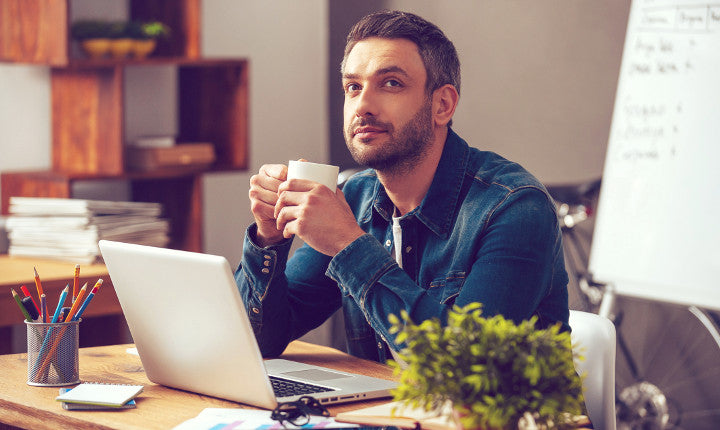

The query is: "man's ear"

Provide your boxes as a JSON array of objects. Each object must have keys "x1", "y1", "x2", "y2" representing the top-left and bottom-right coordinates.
[{"x1": 432, "y1": 84, "x2": 459, "y2": 127}]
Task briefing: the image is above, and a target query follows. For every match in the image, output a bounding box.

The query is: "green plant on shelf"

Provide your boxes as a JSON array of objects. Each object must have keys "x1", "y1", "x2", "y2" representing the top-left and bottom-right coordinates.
[
  {"x1": 388, "y1": 303, "x2": 585, "y2": 430},
  {"x1": 70, "y1": 19, "x2": 171, "y2": 59}
]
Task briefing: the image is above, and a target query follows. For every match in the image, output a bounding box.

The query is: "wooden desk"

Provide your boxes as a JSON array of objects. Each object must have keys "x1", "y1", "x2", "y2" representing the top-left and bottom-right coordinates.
[
  {"x1": 0, "y1": 341, "x2": 397, "y2": 430},
  {"x1": 0, "y1": 255, "x2": 120, "y2": 329}
]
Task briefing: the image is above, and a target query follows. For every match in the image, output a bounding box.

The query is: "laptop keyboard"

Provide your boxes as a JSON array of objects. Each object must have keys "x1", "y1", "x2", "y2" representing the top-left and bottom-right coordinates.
[{"x1": 269, "y1": 375, "x2": 336, "y2": 398}]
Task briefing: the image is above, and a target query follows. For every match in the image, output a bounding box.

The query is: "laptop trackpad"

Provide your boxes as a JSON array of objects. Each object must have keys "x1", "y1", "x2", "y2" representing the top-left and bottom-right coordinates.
[{"x1": 281, "y1": 369, "x2": 351, "y2": 382}]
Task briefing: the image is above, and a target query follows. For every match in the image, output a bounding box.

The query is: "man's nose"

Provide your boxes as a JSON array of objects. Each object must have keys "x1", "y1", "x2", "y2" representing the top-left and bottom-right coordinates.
[{"x1": 354, "y1": 87, "x2": 377, "y2": 117}]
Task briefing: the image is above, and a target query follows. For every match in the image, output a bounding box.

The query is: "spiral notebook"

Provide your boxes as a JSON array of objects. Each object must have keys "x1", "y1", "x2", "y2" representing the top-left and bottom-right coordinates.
[{"x1": 55, "y1": 382, "x2": 144, "y2": 407}]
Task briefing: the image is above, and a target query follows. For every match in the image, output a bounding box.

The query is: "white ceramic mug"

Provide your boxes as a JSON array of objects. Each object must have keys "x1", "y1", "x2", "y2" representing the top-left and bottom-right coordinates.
[{"x1": 287, "y1": 160, "x2": 339, "y2": 190}]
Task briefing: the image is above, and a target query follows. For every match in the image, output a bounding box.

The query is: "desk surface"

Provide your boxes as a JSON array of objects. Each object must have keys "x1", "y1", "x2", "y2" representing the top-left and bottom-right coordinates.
[
  {"x1": 0, "y1": 255, "x2": 119, "y2": 328},
  {"x1": 0, "y1": 341, "x2": 397, "y2": 430}
]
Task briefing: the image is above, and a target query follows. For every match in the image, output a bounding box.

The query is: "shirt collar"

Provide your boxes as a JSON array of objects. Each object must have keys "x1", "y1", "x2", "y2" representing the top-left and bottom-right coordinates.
[{"x1": 371, "y1": 128, "x2": 469, "y2": 239}]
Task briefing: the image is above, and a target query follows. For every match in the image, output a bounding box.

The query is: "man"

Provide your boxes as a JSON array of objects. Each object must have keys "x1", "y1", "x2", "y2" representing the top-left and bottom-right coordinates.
[{"x1": 236, "y1": 10, "x2": 569, "y2": 362}]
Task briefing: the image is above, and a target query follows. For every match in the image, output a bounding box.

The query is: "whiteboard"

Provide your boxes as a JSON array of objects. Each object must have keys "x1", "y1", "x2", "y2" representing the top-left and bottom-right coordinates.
[{"x1": 589, "y1": 0, "x2": 720, "y2": 310}]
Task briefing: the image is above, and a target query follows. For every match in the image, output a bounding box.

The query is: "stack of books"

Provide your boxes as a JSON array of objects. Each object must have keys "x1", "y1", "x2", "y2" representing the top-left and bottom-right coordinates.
[{"x1": 5, "y1": 197, "x2": 170, "y2": 263}]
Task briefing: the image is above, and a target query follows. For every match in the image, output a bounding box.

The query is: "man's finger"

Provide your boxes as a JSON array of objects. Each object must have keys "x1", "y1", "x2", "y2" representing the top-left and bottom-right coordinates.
[
  {"x1": 260, "y1": 163, "x2": 288, "y2": 181},
  {"x1": 249, "y1": 186, "x2": 280, "y2": 207},
  {"x1": 274, "y1": 189, "x2": 305, "y2": 219}
]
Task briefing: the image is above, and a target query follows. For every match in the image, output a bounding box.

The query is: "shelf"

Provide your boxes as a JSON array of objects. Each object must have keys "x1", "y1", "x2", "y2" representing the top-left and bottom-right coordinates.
[
  {"x1": 0, "y1": 0, "x2": 200, "y2": 66},
  {"x1": 1, "y1": 170, "x2": 204, "y2": 252},
  {"x1": 0, "y1": 0, "x2": 248, "y2": 252},
  {"x1": 50, "y1": 59, "x2": 248, "y2": 175},
  {"x1": 58, "y1": 57, "x2": 248, "y2": 70}
]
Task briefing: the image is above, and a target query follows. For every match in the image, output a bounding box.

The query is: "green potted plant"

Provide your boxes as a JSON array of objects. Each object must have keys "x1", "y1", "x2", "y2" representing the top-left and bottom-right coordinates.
[
  {"x1": 127, "y1": 21, "x2": 171, "y2": 59},
  {"x1": 388, "y1": 303, "x2": 586, "y2": 430},
  {"x1": 70, "y1": 20, "x2": 112, "y2": 59}
]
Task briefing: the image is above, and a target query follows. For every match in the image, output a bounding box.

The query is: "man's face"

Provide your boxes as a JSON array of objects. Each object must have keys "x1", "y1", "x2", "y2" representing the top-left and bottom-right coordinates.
[{"x1": 342, "y1": 37, "x2": 433, "y2": 174}]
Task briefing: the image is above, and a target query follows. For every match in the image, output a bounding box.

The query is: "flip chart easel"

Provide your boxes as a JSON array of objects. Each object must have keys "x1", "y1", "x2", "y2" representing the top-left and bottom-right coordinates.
[{"x1": 589, "y1": 0, "x2": 720, "y2": 311}]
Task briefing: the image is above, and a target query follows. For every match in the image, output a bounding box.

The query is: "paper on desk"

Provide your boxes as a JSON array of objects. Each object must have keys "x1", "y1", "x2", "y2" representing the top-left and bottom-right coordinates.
[{"x1": 172, "y1": 408, "x2": 360, "y2": 430}]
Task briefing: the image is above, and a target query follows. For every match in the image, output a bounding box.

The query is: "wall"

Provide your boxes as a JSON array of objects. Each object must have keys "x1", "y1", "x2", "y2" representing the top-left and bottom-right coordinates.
[{"x1": 200, "y1": 0, "x2": 329, "y2": 264}]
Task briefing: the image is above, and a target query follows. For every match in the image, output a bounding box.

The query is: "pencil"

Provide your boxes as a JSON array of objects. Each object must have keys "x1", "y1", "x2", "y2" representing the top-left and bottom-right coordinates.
[
  {"x1": 33, "y1": 267, "x2": 44, "y2": 298},
  {"x1": 41, "y1": 294, "x2": 48, "y2": 323},
  {"x1": 11, "y1": 289, "x2": 33, "y2": 322},
  {"x1": 72, "y1": 281, "x2": 101, "y2": 321},
  {"x1": 51, "y1": 286, "x2": 69, "y2": 324},
  {"x1": 64, "y1": 282, "x2": 87, "y2": 322},
  {"x1": 72, "y1": 264, "x2": 80, "y2": 304}
]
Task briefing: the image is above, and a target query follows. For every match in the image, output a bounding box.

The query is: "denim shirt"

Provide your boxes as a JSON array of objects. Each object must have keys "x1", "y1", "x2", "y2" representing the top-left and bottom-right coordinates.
[{"x1": 235, "y1": 129, "x2": 569, "y2": 362}]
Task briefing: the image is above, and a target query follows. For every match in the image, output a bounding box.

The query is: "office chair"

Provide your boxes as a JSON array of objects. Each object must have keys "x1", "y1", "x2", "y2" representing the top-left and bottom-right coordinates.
[{"x1": 569, "y1": 310, "x2": 617, "y2": 430}]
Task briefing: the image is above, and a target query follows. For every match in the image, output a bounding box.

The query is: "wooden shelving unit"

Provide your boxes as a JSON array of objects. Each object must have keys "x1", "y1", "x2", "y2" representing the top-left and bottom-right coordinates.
[{"x1": 0, "y1": 0, "x2": 249, "y2": 252}]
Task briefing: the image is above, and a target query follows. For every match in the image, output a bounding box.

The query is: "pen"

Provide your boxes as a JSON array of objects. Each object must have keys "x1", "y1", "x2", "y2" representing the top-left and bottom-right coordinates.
[
  {"x1": 51, "y1": 286, "x2": 69, "y2": 323},
  {"x1": 64, "y1": 282, "x2": 87, "y2": 322},
  {"x1": 72, "y1": 264, "x2": 80, "y2": 304},
  {"x1": 11, "y1": 289, "x2": 33, "y2": 322},
  {"x1": 41, "y1": 294, "x2": 48, "y2": 323},
  {"x1": 72, "y1": 281, "x2": 102, "y2": 321},
  {"x1": 59, "y1": 307, "x2": 71, "y2": 322},
  {"x1": 22, "y1": 296, "x2": 39, "y2": 321},
  {"x1": 20, "y1": 285, "x2": 40, "y2": 319},
  {"x1": 33, "y1": 267, "x2": 44, "y2": 299}
]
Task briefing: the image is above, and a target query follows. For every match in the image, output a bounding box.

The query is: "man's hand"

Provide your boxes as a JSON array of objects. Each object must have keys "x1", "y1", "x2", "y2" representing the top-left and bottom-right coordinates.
[
  {"x1": 249, "y1": 164, "x2": 288, "y2": 247},
  {"x1": 275, "y1": 179, "x2": 365, "y2": 256}
]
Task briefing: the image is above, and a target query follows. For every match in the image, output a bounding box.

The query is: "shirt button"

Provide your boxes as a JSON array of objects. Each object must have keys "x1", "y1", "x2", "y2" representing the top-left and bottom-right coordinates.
[
  {"x1": 385, "y1": 240, "x2": 391, "y2": 247},
  {"x1": 263, "y1": 260, "x2": 270, "y2": 267},
  {"x1": 261, "y1": 268, "x2": 270, "y2": 274},
  {"x1": 252, "y1": 307, "x2": 260, "y2": 314},
  {"x1": 264, "y1": 254, "x2": 271, "y2": 260},
  {"x1": 378, "y1": 342, "x2": 383, "y2": 349},
  {"x1": 405, "y1": 246, "x2": 412, "y2": 253}
]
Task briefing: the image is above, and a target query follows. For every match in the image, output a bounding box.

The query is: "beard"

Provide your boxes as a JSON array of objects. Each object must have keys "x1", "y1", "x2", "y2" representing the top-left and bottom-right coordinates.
[{"x1": 344, "y1": 98, "x2": 433, "y2": 176}]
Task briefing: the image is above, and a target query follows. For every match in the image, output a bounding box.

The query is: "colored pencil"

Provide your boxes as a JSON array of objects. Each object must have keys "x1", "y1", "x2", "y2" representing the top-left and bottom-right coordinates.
[
  {"x1": 41, "y1": 294, "x2": 47, "y2": 323},
  {"x1": 33, "y1": 267, "x2": 44, "y2": 298},
  {"x1": 72, "y1": 281, "x2": 102, "y2": 321},
  {"x1": 72, "y1": 264, "x2": 80, "y2": 304},
  {"x1": 64, "y1": 282, "x2": 87, "y2": 322},
  {"x1": 51, "y1": 286, "x2": 69, "y2": 324},
  {"x1": 11, "y1": 289, "x2": 33, "y2": 322}
]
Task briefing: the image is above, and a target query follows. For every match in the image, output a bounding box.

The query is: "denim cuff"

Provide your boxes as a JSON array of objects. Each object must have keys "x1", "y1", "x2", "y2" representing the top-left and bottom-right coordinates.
[
  {"x1": 241, "y1": 223, "x2": 293, "y2": 302},
  {"x1": 327, "y1": 233, "x2": 395, "y2": 305}
]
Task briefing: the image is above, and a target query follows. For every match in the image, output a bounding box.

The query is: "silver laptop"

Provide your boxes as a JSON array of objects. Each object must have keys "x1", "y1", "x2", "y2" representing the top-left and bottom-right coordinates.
[{"x1": 98, "y1": 240, "x2": 396, "y2": 409}]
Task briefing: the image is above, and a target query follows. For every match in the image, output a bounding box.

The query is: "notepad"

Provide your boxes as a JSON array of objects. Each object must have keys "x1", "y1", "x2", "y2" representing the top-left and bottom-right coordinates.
[
  {"x1": 58, "y1": 388, "x2": 137, "y2": 410},
  {"x1": 335, "y1": 400, "x2": 456, "y2": 430},
  {"x1": 56, "y1": 382, "x2": 144, "y2": 407}
]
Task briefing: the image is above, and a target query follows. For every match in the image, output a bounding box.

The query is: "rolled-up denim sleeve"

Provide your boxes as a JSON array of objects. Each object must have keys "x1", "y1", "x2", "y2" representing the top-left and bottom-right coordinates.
[{"x1": 235, "y1": 223, "x2": 341, "y2": 357}]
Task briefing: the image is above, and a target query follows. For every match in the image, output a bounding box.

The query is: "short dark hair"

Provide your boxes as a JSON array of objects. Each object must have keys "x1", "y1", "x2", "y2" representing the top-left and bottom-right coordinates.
[{"x1": 342, "y1": 10, "x2": 461, "y2": 96}]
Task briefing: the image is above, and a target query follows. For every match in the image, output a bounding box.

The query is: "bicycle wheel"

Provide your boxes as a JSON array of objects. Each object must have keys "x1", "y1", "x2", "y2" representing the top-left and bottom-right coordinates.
[{"x1": 614, "y1": 296, "x2": 720, "y2": 429}]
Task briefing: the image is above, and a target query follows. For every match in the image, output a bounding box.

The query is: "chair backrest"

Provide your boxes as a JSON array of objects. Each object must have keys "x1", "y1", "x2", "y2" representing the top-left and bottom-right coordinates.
[{"x1": 569, "y1": 310, "x2": 617, "y2": 430}]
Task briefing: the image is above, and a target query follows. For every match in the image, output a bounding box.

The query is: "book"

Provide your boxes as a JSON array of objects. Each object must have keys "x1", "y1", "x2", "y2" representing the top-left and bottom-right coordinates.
[
  {"x1": 335, "y1": 400, "x2": 456, "y2": 430},
  {"x1": 6, "y1": 197, "x2": 170, "y2": 263},
  {"x1": 55, "y1": 382, "x2": 144, "y2": 407},
  {"x1": 58, "y1": 388, "x2": 137, "y2": 410},
  {"x1": 336, "y1": 401, "x2": 594, "y2": 430}
]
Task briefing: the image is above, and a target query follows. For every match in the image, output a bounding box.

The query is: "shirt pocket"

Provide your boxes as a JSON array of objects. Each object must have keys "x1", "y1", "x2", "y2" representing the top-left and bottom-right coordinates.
[{"x1": 427, "y1": 271, "x2": 466, "y2": 304}]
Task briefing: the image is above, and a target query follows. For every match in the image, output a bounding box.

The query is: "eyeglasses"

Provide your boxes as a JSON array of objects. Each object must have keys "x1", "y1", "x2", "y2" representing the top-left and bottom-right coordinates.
[{"x1": 270, "y1": 396, "x2": 330, "y2": 427}]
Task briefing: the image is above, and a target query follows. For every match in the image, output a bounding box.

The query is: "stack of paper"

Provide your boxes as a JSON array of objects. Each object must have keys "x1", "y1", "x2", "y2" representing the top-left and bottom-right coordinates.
[
  {"x1": 56, "y1": 383, "x2": 144, "y2": 409},
  {"x1": 6, "y1": 197, "x2": 170, "y2": 263}
]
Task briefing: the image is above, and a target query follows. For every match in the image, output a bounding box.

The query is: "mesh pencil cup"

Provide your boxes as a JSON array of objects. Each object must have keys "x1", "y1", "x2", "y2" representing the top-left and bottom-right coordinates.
[{"x1": 26, "y1": 320, "x2": 80, "y2": 386}]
